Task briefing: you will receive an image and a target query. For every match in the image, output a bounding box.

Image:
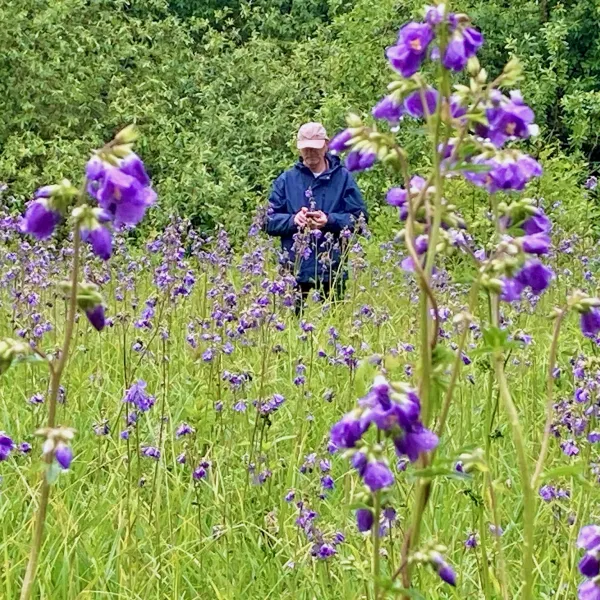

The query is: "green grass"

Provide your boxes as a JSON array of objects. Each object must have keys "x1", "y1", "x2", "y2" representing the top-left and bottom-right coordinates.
[{"x1": 1, "y1": 232, "x2": 598, "y2": 600}]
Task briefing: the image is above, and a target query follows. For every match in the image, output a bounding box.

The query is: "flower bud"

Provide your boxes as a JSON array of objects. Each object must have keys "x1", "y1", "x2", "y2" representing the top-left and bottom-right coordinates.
[
  {"x1": 114, "y1": 124, "x2": 140, "y2": 144},
  {"x1": 346, "y1": 113, "x2": 363, "y2": 128}
]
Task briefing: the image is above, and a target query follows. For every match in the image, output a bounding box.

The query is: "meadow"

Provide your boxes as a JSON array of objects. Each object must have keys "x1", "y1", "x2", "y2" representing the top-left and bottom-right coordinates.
[
  {"x1": 1, "y1": 203, "x2": 599, "y2": 599},
  {"x1": 2, "y1": 2, "x2": 600, "y2": 599}
]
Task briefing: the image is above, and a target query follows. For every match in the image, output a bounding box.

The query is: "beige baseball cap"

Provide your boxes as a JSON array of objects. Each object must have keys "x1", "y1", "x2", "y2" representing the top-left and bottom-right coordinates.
[{"x1": 297, "y1": 122, "x2": 329, "y2": 149}]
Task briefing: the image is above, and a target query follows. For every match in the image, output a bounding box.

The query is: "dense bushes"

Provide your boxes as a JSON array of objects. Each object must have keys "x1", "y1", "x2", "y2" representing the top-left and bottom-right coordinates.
[{"x1": 0, "y1": 0, "x2": 598, "y2": 237}]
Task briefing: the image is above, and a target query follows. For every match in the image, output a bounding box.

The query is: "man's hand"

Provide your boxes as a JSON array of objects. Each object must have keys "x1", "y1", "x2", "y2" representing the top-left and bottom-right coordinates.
[
  {"x1": 307, "y1": 210, "x2": 327, "y2": 229},
  {"x1": 294, "y1": 207, "x2": 309, "y2": 228}
]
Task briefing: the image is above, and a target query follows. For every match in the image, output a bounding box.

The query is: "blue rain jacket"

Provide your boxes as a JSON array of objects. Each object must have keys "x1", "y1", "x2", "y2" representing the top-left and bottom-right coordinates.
[{"x1": 265, "y1": 154, "x2": 367, "y2": 283}]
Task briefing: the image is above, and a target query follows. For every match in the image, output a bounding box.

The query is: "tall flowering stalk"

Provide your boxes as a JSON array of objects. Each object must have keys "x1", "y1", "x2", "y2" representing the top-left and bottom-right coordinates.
[
  {"x1": 328, "y1": 1, "x2": 559, "y2": 597},
  {"x1": 5, "y1": 125, "x2": 157, "y2": 600}
]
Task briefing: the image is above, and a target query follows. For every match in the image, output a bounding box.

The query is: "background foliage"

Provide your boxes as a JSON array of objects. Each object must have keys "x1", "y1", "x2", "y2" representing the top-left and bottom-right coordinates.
[{"x1": 0, "y1": 0, "x2": 598, "y2": 236}]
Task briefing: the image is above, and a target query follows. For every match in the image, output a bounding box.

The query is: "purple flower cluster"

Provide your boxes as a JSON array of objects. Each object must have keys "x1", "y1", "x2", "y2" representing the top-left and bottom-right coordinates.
[
  {"x1": 578, "y1": 525, "x2": 600, "y2": 598},
  {"x1": 294, "y1": 502, "x2": 344, "y2": 561},
  {"x1": 385, "y1": 9, "x2": 482, "y2": 78}
]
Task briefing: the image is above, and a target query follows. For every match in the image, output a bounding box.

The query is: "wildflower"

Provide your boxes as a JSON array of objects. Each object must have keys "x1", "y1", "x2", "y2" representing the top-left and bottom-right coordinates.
[
  {"x1": 581, "y1": 309, "x2": 600, "y2": 338},
  {"x1": 372, "y1": 95, "x2": 403, "y2": 125},
  {"x1": 345, "y1": 147, "x2": 377, "y2": 172},
  {"x1": 142, "y1": 446, "x2": 160, "y2": 460},
  {"x1": 19, "y1": 442, "x2": 32, "y2": 454},
  {"x1": 329, "y1": 129, "x2": 353, "y2": 154},
  {"x1": 464, "y1": 533, "x2": 477, "y2": 548},
  {"x1": 386, "y1": 22, "x2": 434, "y2": 78},
  {"x1": 0, "y1": 433, "x2": 14, "y2": 461},
  {"x1": 22, "y1": 199, "x2": 62, "y2": 240},
  {"x1": 356, "y1": 508, "x2": 374, "y2": 532},
  {"x1": 443, "y1": 25, "x2": 483, "y2": 72},
  {"x1": 362, "y1": 461, "x2": 394, "y2": 491},
  {"x1": 55, "y1": 444, "x2": 73, "y2": 469},
  {"x1": 85, "y1": 304, "x2": 106, "y2": 332},
  {"x1": 176, "y1": 422, "x2": 195, "y2": 438},
  {"x1": 123, "y1": 380, "x2": 155, "y2": 412},
  {"x1": 86, "y1": 153, "x2": 156, "y2": 227},
  {"x1": 404, "y1": 88, "x2": 439, "y2": 118}
]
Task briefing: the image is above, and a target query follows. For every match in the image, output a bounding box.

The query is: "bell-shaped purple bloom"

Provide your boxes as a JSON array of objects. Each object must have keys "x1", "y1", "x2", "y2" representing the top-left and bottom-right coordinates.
[
  {"x1": 351, "y1": 451, "x2": 368, "y2": 476},
  {"x1": 579, "y1": 580, "x2": 600, "y2": 600},
  {"x1": 329, "y1": 129, "x2": 353, "y2": 154},
  {"x1": 85, "y1": 304, "x2": 106, "y2": 332},
  {"x1": 120, "y1": 153, "x2": 151, "y2": 187},
  {"x1": 580, "y1": 552, "x2": 600, "y2": 578},
  {"x1": 92, "y1": 165, "x2": 156, "y2": 227},
  {"x1": 581, "y1": 309, "x2": 600, "y2": 338},
  {"x1": 386, "y1": 187, "x2": 407, "y2": 208},
  {"x1": 500, "y1": 277, "x2": 524, "y2": 303},
  {"x1": 330, "y1": 413, "x2": 365, "y2": 449},
  {"x1": 404, "y1": 88, "x2": 439, "y2": 118},
  {"x1": 345, "y1": 149, "x2": 376, "y2": 172},
  {"x1": 578, "y1": 525, "x2": 600, "y2": 550},
  {"x1": 362, "y1": 461, "x2": 394, "y2": 491},
  {"x1": 55, "y1": 444, "x2": 73, "y2": 470},
  {"x1": 356, "y1": 508, "x2": 374, "y2": 532},
  {"x1": 486, "y1": 91, "x2": 536, "y2": 147},
  {"x1": 82, "y1": 226, "x2": 112, "y2": 260},
  {"x1": 437, "y1": 561, "x2": 457, "y2": 586},
  {"x1": 522, "y1": 211, "x2": 551, "y2": 235},
  {"x1": 394, "y1": 423, "x2": 438, "y2": 462},
  {"x1": 0, "y1": 432, "x2": 14, "y2": 461},
  {"x1": 443, "y1": 27, "x2": 483, "y2": 71},
  {"x1": 515, "y1": 260, "x2": 554, "y2": 294},
  {"x1": 521, "y1": 233, "x2": 551, "y2": 255},
  {"x1": 22, "y1": 201, "x2": 61, "y2": 240},
  {"x1": 386, "y1": 22, "x2": 434, "y2": 78},
  {"x1": 372, "y1": 95, "x2": 403, "y2": 125}
]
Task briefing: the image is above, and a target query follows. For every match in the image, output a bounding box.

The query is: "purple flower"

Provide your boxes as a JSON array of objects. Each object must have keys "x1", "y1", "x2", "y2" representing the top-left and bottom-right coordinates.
[
  {"x1": 393, "y1": 423, "x2": 439, "y2": 462},
  {"x1": 521, "y1": 233, "x2": 551, "y2": 255},
  {"x1": 585, "y1": 176, "x2": 598, "y2": 191},
  {"x1": 356, "y1": 508, "x2": 374, "y2": 532},
  {"x1": 514, "y1": 260, "x2": 554, "y2": 294},
  {"x1": 580, "y1": 553, "x2": 600, "y2": 578},
  {"x1": 485, "y1": 91, "x2": 536, "y2": 147},
  {"x1": 55, "y1": 444, "x2": 73, "y2": 469},
  {"x1": 522, "y1": 211, "x2": 551, "y2": 235},
  {"x1": 443, "y1": 26, "x2": 483, "y2": 71},
  {"x1": 82, "y1": 226, "x2": 112, "y2": 260},
  {"x1": 317, "y1": 543, "x2": 336, "y2": 560},
  {"x1": 386, "y1": 22, "x2": 434, "y2": 78},
  {"x1": 22, "y1": 200, "x2": 61, "y2": 240},
  {"x1": 561, "y1": 439, "x2": 579, "y2": 456},
  {"x1": 581, "y1": 309, "x2": 600, "y2": 338},
  {"x1": 19, "y1": 442, "x2": 32, "y2": 454},
  {"x1": 345, "y1": 148, "x2": 376, "y2": 172},
  {"x1": 176, "y1": 422, "x2": 195, "y2": 438},
  {"x1": 404, "y1": 88, "x2": 439, "y2": 118},
  {"x1": 362, "y1": 461, "x2": 394, "y2": 491},
  {"x1": 330, "y1": 413, "x2": 365, "y2": 449},
  {"x1": 85, "y1": 304, "x2": 106, "y2": 332},
  {"x1": 372, "y1": 95, "x2": 403, "y2": 124},
  {"x1": 88, "y1": 155, "x2": 156, "y2": 227},
  {"x1": 436, "y1": 560, "x2": 457, "y2": 586},
  {"x1": 386, "y1": 187, "x2": 407, "y2": 207},
  {"x1": 579, "y1": 525, "x2": 600, "y2": 550},
  {"x1": 539, "y1": 485, "x2": 556, "y2": 502},
  {"x1": 123, "y1": 381, "x2": 155, "y2": 412},
  {"x1": 0, "y1": 433, "x2": 14, "y2": 461},
  {"x1": 579, "y1": 580, "x2": 600, "y2": 600},
  {"x1": 321, "y1": 475, "x2": 334, "y2": 490},
  {"x1": 329, "y1": 129, "x2": 353, "y2": 154},
  {"x1": 464, "y1": 533, "x2": 478, "y2": 548},
  {"x1": 142, "y1": 446, "x2": 160, "y2": 460}
]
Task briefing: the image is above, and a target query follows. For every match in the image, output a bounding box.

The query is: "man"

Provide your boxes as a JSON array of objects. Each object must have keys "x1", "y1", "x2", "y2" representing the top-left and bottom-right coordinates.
[{"x1": 265, "y1": 122, "x2": 367, "y2": 311}]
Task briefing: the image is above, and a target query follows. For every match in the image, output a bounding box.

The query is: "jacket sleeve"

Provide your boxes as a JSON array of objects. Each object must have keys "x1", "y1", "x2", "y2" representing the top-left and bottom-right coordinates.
[
  {"x1": 325, "y1": 172, "x2": 368, "y2": 233},
  {"x1": 264, "y1": 175, "x2": 297, "y2": 237}
]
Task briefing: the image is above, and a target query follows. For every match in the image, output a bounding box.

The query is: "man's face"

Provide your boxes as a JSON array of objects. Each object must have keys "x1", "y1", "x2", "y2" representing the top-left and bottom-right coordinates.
[{"x1": 300, "y1": 144, "x2": 328, "y2": 171}]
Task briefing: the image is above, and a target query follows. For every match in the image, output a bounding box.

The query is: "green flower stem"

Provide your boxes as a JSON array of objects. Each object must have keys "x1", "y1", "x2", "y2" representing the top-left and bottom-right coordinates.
[
  {"x1": 20, "y1": 225, "x2": 82, "y2": 600},
  {"x1": 531, "y1": 308, "x2": 566, "y2": 488},
  {"x1": 492, "y1": 339, "x2": 534, "y2": 600},
  {"x1": 373, "y1": 490, "x2": 382, "y2": 600}
]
